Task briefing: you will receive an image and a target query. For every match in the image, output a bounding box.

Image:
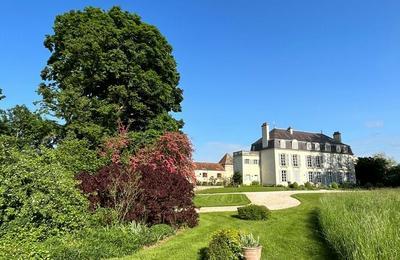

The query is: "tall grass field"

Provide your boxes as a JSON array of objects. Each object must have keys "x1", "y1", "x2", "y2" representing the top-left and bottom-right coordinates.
[{"x1": 318, "y1": 190, "x2": 400, "y2": 259}]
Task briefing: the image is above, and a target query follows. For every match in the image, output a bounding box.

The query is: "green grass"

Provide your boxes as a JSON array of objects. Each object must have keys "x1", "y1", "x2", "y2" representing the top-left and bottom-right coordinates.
[
  {"x1": 196, "y1": 185, "x2": 289, "y2": 194},
  {"x1": 193, "y1": 194, "x2": 251, "y2": 207},
  {"x1": 121, "y1": 194, "x2": 336, "y2": 259},
  {"x1": 318, "y1": 190, "x2": 400, "y2": 260}
]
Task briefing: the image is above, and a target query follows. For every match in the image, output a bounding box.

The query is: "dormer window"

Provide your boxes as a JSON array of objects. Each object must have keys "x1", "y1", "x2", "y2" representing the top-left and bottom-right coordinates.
[
  {"x1": 306, "y1": 142, "x2": 312, "y2": 150},
  {"x1": 343, "y1": 146, "x2": 348, "y2": 153},
  {"x1": 292, "y1": 140, "x2": 298, "y2": 150},
  {"x1": 336, "y1": 145, "x2": 341, "y2": 153},
  {"x1": 280, "y1": 140, "x2": 286, "y2": 149},
  {"x1": 314, "y1": 143, "x2": 320, "y2": 151},
  {"x1": 325, "y1": 143, "x2": 331, "y2": 152}
]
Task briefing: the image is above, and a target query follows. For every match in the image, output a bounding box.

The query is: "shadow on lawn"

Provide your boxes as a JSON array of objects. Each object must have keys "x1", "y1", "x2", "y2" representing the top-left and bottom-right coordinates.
[{"x1": 308, "y1": 209, "x2": 338, "y2": 260}]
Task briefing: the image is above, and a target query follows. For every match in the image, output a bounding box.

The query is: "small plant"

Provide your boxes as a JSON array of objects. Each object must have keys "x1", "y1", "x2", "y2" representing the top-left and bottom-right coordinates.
[
  {"x1": 251, "y1": 181, "x2": 260, "y2": 186},
  {"x1": 148, "y1": 224, "x2": 175, "y2": 243},
  {"x1": 288, "y1": 182, "x2": 299, "y2": 189},
  {"x1": 240, "y1": 233, "x2": 260, "y2": 248},
  {"x1": 207, "y1": 229, "x2": 242, "y2": 260},
  {"x1": 330, "y1": 182, "x2": 339, "y2": 189},
  {"x1": 237, "y1": 205, "x2": 270, "y2": 220}
]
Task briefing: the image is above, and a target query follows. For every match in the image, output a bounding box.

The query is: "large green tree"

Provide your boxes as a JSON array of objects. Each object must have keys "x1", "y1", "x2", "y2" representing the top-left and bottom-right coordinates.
[
  {"x1": 0, "y1": 105, "x2": 60, "y2": 148},
  {"x1": 38, "y1": 6, "x2": 183, "y2": 145}
]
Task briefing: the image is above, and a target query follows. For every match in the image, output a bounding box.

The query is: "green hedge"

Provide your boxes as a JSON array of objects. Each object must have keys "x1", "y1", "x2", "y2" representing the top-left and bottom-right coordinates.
[{"x1": 237, "y1": 204, "x2": 270, "y2": 220}]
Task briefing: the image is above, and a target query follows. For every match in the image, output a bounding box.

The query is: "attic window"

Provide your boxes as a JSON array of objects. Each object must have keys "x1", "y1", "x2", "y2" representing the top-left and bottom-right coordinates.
[
  {"x1": 279, "y1": 140, "x2": 286, "y2": 149},
  {"x1": 306, "y1": 142, "x2": 312, "y2": 150},
  {"x1": 292, "y1": 140, "x2": 298, "y2": 149},
  {"x1": 325, "y1": 143, "x2": 331, "y2": 152},
  {"x1": 314, "y1": 143, "x2": 320, "y2": 151},
  {"x1": 343, "y1": 146, "x2": 348, "y2": 153},
  {"x1": 336, "y1": 145, "x2": 341, "y2": 153}
]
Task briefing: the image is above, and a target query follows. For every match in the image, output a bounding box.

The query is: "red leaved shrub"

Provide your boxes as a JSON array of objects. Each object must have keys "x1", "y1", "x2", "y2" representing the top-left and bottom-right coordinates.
[{"x1": 77, "y1": 131, "x2": 198, "y2": 227}]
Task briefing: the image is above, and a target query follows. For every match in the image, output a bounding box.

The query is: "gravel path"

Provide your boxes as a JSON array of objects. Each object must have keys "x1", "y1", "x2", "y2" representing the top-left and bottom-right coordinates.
[{"x1": 198, "y1": 190, "x2": 342, "y2": 213}]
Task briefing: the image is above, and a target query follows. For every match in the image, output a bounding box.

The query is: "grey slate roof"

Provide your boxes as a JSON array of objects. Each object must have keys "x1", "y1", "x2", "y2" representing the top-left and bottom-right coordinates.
[{"x1": 251, "y1": 128, "x2": 353, "y2": 155}]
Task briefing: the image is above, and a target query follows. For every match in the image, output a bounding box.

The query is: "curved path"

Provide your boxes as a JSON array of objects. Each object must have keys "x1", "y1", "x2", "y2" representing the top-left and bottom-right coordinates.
[{"x1": 198, "y1": 190, "x2": 342, "y2": 213}]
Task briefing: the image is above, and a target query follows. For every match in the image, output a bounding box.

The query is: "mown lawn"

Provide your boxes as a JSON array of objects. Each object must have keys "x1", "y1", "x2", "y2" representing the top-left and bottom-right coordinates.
[
  {"x1": 194, "y1": 194, "x2": 251, "y2": 207},
  {"x1": 196, "y1": 185, "x2": 289, "y2": 194},
  {"x1": 122, "y1": 194, "x2": 336, "y2": 260}
]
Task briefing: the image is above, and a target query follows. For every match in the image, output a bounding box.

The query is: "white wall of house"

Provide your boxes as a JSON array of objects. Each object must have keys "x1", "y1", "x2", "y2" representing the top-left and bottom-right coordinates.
[
  {"x1": 261, "y1": 147, "x2": 356, "y2": 186},
  {"x1": 233, "y1": 151, "x2": 261, "y2": 185},
  {"x1": 194, "y1": 169, "x2": 225, "y2": 184}
]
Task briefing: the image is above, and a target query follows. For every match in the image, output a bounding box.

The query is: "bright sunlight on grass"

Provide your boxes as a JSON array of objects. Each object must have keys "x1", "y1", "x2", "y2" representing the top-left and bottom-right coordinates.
[
  {"x1": 122, "y1": 193, "x2": 336, "y2": 259},
  {"x1": 194, "y1": 194, "x2": 251, "y2": 207},
  {"x1": 196, "y1": 185, "x2": 289, "y2": 194},
  {"x1": 318, "y1": 190, "x2": 400, "y2": 260}
]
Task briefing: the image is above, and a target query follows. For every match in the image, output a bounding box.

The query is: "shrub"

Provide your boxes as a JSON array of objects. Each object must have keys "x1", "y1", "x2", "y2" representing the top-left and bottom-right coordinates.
[
  {"x1": 288, "y1": 182, "x2": 299, "y2": 189},
  {"x1": 233, "y1": 172, "x2": 242, "y2": 185},
  {"x1": 78, "y1": 132, "x2": 199, "y2": 228},
  {"x1": 43, "y1": 225, "x2": 149, "y2": 259},
  {"x1": 148, "y1": 224, "x2": 175, "y2": 243},
  {"x1": 207, "y1": 229, "x2": 242, "y2": 260},
  {"x1": 240, "y1": 233, "x2": 260, "y2": 248},
  {"x1": 251, "y1": 181, "x2": 260, "y2": 186},
  {"x1": 330, "y1": 182, "x2": 339, "y2": 189},
  {"x1": 0, "y1": 146, "x2": 89, "y2": 241},
  {"x1": 237, "y1": 205, "x2": 270, "y2": 220},
  {"x1": 305, "y1": 182, "x2": 314, "y2": 190}
]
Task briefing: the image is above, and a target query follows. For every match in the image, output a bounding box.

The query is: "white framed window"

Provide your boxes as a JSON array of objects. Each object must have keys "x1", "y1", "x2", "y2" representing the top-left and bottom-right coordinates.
[
  {"x1": 244, "y1": 159, "x2": 250, "y2": 164},
  {"x1": 306, "y1": 142, "x2": 312, "y2": 150},
  {"x1": 253, "y1": 159, "x2": 259, "y2": 164},
  {"x1": 280, "y1": 140, "x2": 286, "y2": 149},
  {"x1": 280, "y1": 154, "x2": 287, "y2": 167},
  {"x1": 308, "y1": 172, "x2": 314, "y2": 182},
  {"x1": 281, "y1": 170, "x2": 287, "y2": 182},
  {"x1": 325, "y1": 143, "x2": 331, "y2": 152},
  {"x1": 202, "y1": 172, "x2": 208, "y2": 178},
  {"x1": 327, "y1": 172, "x2": 333, "y2": 183},
  {"x1": 343, "y1": 146, "x2": 348, "y2": 153},
  {"x1": 316, "y1": 172, "x2": 321, "y2": 183},
  {"x1": 292, "y1": 140, "x2": 298, "y2": 150},
  {"x1": 337, "y1": 173, "x2": 343, "y2": 183},
  {"x1": 307, "y1": 155, "x2": 312, "y2": 168},
  {"x1": 314, "y1": 143, "x2": 320, "y2": 151},
  {"x1": 315, "y1": 156, "x2": 322, "y2": 168},
  {"x1": 336, "y1": 145, "x2": 341, "y2": 153},
  {"x1": 292, "y1": 154, "x2": 299, "y2": 167}
]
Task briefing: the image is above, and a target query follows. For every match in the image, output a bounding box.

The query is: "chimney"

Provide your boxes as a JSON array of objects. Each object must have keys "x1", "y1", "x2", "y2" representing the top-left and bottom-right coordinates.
[
  {"x1": 262, "y1": 122, "x2": 270, "y2": 148},
  {"x1": 333, "y1": 131, "x2": 342, "y2": 143},
  {"x1": 287, "y1": 127, "x2": 293, "y2": 135}
]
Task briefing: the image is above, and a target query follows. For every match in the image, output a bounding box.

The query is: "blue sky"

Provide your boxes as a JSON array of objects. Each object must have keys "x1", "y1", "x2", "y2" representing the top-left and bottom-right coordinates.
[{"x1": 1, "y1": 1, "x2": 399, "y2": 162}]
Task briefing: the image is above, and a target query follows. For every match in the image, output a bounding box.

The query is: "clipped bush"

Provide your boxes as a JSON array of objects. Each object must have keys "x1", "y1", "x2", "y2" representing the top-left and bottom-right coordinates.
[
  {"x1": 251, "y1": 181, "x2": 260, "y2": 186},
  {"x1": 289, "y1": 182, "x2": 299, "y2": 189},
  {"x1": 207, "y1": 229, "x2": 242, "y2": 260},
  {"x1": 330, "y1": 182, "x2": 339, "y2": 189},
  {"x1": 237, "y1": 205, "x2": 270, "y2": 220}
]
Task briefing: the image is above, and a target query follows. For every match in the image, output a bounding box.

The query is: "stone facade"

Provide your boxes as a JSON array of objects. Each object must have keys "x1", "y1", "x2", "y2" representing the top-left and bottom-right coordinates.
[{"x1": 233, "y1": 122, "x2": 356, "y2": 186}]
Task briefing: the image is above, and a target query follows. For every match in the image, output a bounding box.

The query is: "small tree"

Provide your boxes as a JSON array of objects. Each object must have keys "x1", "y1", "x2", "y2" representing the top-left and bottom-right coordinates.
[{"x1": 232, "y1": 171, "x2": 242, "y2": 186}]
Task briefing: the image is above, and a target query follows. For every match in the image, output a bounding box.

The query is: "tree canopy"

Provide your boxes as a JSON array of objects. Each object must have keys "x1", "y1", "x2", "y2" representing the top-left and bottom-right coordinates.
[
  {"x1": 0, "y1": 105, "x2": 60, "y2": 148},
  {"x1": 0, "y1": 88, "x2": 4, "y2": 101},
  {"x1": 38, "y1": 6, "x2": 183, "y2": 145}
]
